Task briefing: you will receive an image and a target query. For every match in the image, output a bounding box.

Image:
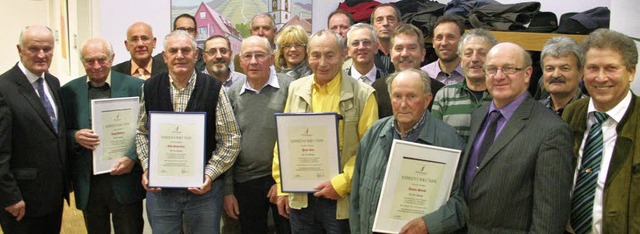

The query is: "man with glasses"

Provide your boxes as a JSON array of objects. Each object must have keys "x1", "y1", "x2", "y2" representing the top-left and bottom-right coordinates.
[
  {"x1": 224, "y1": 36, "x2": 293, "y2": 234},
  {"x1": 112, "y1": 22, "x2": 167, "y2": 79},
  {"x1": 135, "y1": 30, "x2": 240, "y2": 233},
  {"x1": 345, "y1": 23, "x2": 386, "y2": 85},
  {"x1": 153, "y1": 13, "x2": 206, "y2": 72},
  {"x1": 408, "y1": 42, "x2": 574, "y2": 233},
  {"x1": 202, "y1": 35, "x2": 246, "y2": 90}
]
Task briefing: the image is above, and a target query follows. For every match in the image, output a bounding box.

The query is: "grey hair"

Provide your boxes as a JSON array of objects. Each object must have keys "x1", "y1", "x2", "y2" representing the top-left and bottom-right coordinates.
[
  {"x1": 243, "y1": 35, "x2": 273, "y2": 54},
  {"x1": 540, "y1": 36, "x2": 584, "y2": 69},
  {"x1": 583, "y1": 28, "x2": 638, "y2": 70},
  {"x1": 457, "y1": 28, "x2": 498, "y2": 56},
  {"x1": 346, "y1": 23, "x2": 378, "y2": 46},
  {"x1": 80, "y1": 37, "x2": 114, "y2": 61},
  {"x1": 250, "y1": 13, "x2": 276, "y2": 29},
  {"x1": 163, "y1": 30, "x2": 197, "y2": 51},
  {"x1": 308, "y1": 29, "x2": 345, "y2": 53},
  {"x1": 386, "y1": 68, "x2": 432, "y2": 95},
  {"x1": 18, "y1": 25, "x2": 53, "y2": 48}
]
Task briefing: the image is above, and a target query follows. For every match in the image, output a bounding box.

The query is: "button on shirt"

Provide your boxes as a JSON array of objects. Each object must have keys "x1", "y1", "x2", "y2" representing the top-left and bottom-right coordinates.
[
  {"x1": 421, "y1": 60, "x2": 464, "y2": 86},
  {"x1": 574, "y1": 91, "x2": 632, "y2": 233}
]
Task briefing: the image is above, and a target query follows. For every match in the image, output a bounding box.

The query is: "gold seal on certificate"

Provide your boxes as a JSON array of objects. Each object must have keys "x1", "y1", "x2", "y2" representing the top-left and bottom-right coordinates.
[
  {"x1": 275, "y1": 113, "x2": 341, "y2": 192},
  {"x1": 373, "y1": 140, "x2": 461, "y2": 233},
  {"x1": 148, "y1": 112, "x2": 206, "y2": 188},
  {"x1": 91, "y1": 97, "x2": 140, "y2": 175}
]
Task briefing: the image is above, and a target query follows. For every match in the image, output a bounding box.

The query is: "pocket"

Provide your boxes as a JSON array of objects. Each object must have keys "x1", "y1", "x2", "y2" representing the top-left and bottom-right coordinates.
[{"x1": 11, "y1": 168, "x2": 38, "y2": 180}]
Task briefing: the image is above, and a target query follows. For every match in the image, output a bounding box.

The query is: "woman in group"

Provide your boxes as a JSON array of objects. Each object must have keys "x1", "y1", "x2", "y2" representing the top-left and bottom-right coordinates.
[{"x1": 274, "y1": 25, "x2": 312, "y2": 79}]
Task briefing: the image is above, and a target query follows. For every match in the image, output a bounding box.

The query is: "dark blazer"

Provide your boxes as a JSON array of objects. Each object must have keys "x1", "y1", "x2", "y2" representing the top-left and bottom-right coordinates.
[
  {"x1": 112, "y1": 54, "x2": 168, "y2": 77},
  {"x1": 563, "y1": 95, "x2": 640, "y2": 233},
  {"x1": 0, "y1": 63, "x2": 68, "y2": 217},
  {"x1": 424, "y1": 96, "x2": 575, "y2": 233},
  {"x1": 59, "y1": 72, "x2": 145, "y2": 210},
  {"x1": 372, "y1": 75, "x2": 444, "y2": 118}
]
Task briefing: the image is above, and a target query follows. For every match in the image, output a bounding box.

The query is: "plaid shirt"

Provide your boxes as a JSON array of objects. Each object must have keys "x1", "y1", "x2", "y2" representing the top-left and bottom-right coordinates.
[{"x1": 135, "y1": 72, "x2": 240, "y2": 180}]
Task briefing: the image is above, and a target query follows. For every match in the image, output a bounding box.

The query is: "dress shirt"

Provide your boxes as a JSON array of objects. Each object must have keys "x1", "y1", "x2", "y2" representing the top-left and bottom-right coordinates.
[
  {"x1": 239, "y1": 72, "x2": 280, "y2": 94},
  {"x1": 575, "y1": 91, "x2": 632, "y2": 233},
  {"x1": 130, "y1": 59, "x2": 152, "y2": 78},
  {"x1": 18, "y1": 61, "x2": 58, "y2": 118},
  {"x1": 202, "y1": 68, "x2": 246, "y2": 91},
  {"x1": 135, "y1": 71, "x2": 241, "y2": 179},
  {"x1": 421, "y1": 60, "x2": 464, "y2": 86},
  {"x1": 349, "y1": 65, "x2": 377, "y2": 85}
]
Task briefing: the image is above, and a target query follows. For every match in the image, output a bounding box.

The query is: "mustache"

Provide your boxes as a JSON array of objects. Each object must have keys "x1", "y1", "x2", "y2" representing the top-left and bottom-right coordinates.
[{"x1": 548, "y1": 77, "x2": 566, "y2": 84}]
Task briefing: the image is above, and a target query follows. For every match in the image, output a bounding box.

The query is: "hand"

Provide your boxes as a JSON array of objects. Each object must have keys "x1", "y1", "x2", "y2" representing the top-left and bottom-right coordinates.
[
  {"x1": 111, "y1": 157, "x2": 135, "y2": 175},
  {"x1": 399, "y1": 217, "x2": 428, "y2": 234},
  {"x1": 276, "y1": 196, "x2": 290, "y2": 219},
  {"x1": 75, "y1": 129, "x2": 99, "y2": 150},
  {"x1": 223, "y1": 195, "x2": 240, "y2": 220},
  {"x1": 141, "y1": 170, "x2": 161, "y2": 192},
  {"x1": 188, "y1": 175, "x2": 212, "y2": 195},
  {"x1": 267, "y1": 184, "x2": 278, "y2": 204},
  {"x1": 4, "y1": 200, "x2": 26, "y2": 221},
  {"x1": 313, "y1": 180, "x2": 341, "y2": 200}
]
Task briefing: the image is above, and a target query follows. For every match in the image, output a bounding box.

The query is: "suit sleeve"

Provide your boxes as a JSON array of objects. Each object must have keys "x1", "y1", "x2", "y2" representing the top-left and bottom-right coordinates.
[
  {"x1": 422, "y1": 161, "x2": 467, "y2": 233},
  {"x1": 0, "y1": 93, "x2": 21, "y2": 207}
]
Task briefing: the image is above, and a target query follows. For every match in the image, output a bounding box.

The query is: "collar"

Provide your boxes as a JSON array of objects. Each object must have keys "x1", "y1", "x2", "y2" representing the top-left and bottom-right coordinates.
[
  {"x1": 312, "y1": 72, "x2": 341, "y2": 93},
  {"x1": 18, "y1": 61, "x2": 43, "y2": 83},
  {"x1": 349, "y1": 64, "x2": 377, "y2": 83},
  {"x1": 169, "y1": 71, "x2": 197, "y2": 89},
  {"x1": 587, "y1": 91, "x2": 632, "y2": 124},
  {"x1": 85, "y1": 72, "x2": 112, "y2": 87},
  {"x1": 489, "y1": 92, "x2": 528, "y2": 122},
  {"x1": 130, "y1": 59, "x2": 153, "y2": 76},
  {"x1": 392, "y1": 110, "x2": 428, "y2": 141},
  {"x1": 240, "y1": 72, "x2": 280, "y2": 95}
]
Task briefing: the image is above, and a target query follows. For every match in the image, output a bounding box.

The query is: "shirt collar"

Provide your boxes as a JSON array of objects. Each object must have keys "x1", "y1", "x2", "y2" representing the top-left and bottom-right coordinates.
[
  {"x1": 489, "y1": 92, "x2": 528, "y2": 122},
  {"x1": 392, "y1": 110, "x2": 428, "y2": 141},
  {"x1": 85, "y1": 72, "x2": 112, "y2": 87},
  {"x1": 18, "y1": 61, "x2": 42, "y2": 83},
  {"x1": 350, "y1": 65, "x2": 377, "y2": 83},
  {"x1": 587, "y1": 90, "x2": 632, "y2": 124},
  {"x1": 169, "y1": 71, "x2": 197, "y2": 89},
  {"x1": 312, "y1": 72, "x2": 341, "y2": 94},
  {"x1": 130, "y1": 59, "x2": 153, "y2": 76},
  {"x1": 239, "y1": 72, "x2": 280, "y2": 95}
]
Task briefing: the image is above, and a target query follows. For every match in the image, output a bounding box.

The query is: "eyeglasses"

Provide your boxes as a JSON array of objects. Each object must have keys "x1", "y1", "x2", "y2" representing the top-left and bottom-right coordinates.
[
  {"x1": 484, "y1": 66, "x2": 526, "y2": 75},
  {"x1": 350, "y1": 39, "x2": 373, "y2": 47},
  {"x1": 204, "y1": 48, "x2": 229, "y2": 55},
  {"x1": 282, "y1": 43, "x2": 305, "y2": 50},
  {"x1": 240, "y1": 52, "x2": 269, "y2": 62},
  {"x1": 176, "y1": 27, "x2": 196, "y2": 33}
]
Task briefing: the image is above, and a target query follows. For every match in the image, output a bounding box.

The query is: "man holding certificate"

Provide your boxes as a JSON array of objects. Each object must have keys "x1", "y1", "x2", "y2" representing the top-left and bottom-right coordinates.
[
  {"x1": 350, "y1": 69, "x2": 465, "y2": 233},
  {"x1": 135, "y1": 30, "x2": 240, "y2": 233},
  {"x1": 60, "y1": 38, "x2": 145, "y2": 233},
  {"x1": 272, "y1": 30, "x2": 378, "y2": 233}
]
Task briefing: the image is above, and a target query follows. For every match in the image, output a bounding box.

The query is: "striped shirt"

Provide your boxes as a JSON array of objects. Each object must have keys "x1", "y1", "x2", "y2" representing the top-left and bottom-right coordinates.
[
  {"x1": 431, "y1": 81, "x2": 493, "y2": 142},
  {"x1": 135, "y1": 72, "x2": 241, "y2": 179}
]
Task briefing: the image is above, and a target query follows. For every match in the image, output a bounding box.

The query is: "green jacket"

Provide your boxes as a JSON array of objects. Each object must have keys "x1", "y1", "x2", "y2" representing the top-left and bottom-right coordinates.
[
  {"x1": 60, "y1": 71, "x2": 145, "y2": 210},
  {"x1": 563, "y1": 95, "x2": 640, "y2": 233}
]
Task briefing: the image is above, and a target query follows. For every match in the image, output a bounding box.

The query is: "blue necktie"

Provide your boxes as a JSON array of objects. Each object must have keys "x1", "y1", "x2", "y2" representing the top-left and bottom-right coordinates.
[
  {"x1": 36, "y1": 78, "x2": 58, "y2": 133},
  {"x1": 570, "y1": 111, "x2": 608, "y2": 234}
]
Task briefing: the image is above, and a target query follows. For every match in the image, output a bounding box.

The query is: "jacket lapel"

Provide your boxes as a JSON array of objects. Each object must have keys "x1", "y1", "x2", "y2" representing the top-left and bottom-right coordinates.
[
  {"x1": 12, "y1": 67, "x2": 55, "y2": 132},
  {"x1": 605, "y1": 95, "x2": 638, "y2": 187},
  {"x1": 478, "y1": 98, "x2": 531, "y2": 169}
]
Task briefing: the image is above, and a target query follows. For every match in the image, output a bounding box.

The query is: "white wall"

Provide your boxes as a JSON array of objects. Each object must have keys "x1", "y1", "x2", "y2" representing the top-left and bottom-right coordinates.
[{"x1": 610, "y1": 0, "x2": 640, "y2": 93}]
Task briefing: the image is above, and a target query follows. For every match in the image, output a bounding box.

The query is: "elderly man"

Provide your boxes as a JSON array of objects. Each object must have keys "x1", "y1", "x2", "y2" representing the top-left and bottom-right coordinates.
[
  {"x1": 431, "y1": 29, "x2": 497, "y2": 142},
  {"x1": 350, "y1": 69, "x2": 465, "y2": 233},
  {"x1": 0, "y1": 25, "x2": 68, "y2": 233},
  {"x1": 408, "y1": 42, "x2": 574, "y2": 233},
  {"x1": 421, "y1": 15, "x2": 465, "y2": 85},
  {"x1": 251, "y1": 13, "x2": 277, "y2": 49},
  {"x1": 539, "y1": 36, "x2": 587, "y2": 116},
  {"x1": 202, "y1": 35, "x2": 246, "y2": 90},
  {"x1": 135, "y1": 30, "x2": 240, "y2": 233},
  {"x1": 272, "y1": 30, "x2": 378, "y2": 233},
  {"x1": 345, "y1": 23, "x2": 386, "y2": 85},
  {"x1": 370, "y1": 3, "x2": 402, "y2": 74},
  {"x1": 224, "y1": 36, "x2": 293, "y2": 234},
  {"x1": 328, "y1": 10, "x2": 354, "y2": 45},
  {"x1": 153, "y1": 13, "x2": 206, "y2": 72},
  {"x1": 60, "y1": 38, "x2": 145, "y2": 234},
  {"x1": 563, "y1": 29, "x2": 639, "y2": 234},
  {"x1": 112, "y1": 22, "x2": 167, "y2": 79},
  {"x1": 372, "y1": 24, "x2": 445, "y2": 118}
]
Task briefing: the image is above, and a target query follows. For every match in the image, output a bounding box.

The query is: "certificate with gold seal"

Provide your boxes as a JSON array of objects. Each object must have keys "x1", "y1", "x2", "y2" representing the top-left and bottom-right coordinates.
[
  {"x1": 275, "y1": 113, "x2": 341, "y2": 193},
  {"x1": 91, "y1": 97, "x2": 140, "y2": 175},
  {"x1": 372, "y1": 140, "x2": 461, "y2": 233},
  {"x1": 148, "y1": 112, "x2": 206, "y2": 188}
]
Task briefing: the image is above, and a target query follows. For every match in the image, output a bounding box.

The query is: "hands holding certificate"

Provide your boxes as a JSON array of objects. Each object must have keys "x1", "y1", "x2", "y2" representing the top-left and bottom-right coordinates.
[
  {"x1": 76, "y1": 129, "x2": 134, "y2": 176},
  {"x1": 141, "y1": 170, "x2": 213, "y2": 195}
]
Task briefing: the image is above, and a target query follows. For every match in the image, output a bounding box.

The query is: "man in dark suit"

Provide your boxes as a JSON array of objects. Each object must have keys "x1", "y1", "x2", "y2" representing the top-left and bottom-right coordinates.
[
  {"x1": 152, "y1": 13, "x2": 206, "y2": 73},
  {"x1": 563, "y1": 29, "x2": 639, "y2": 234},
  {"x1": 402, "y1": 42, "x2": 575, "y2": 233},
  {"x1": 0, "y1": 25, "x2": 68, "y2": 233},
  {"x1": 112, "y1": 22, "x2": 167, "y2": 79},
  {"x1": 60, "y1": 38, "x2": 145, "y2": 234}
]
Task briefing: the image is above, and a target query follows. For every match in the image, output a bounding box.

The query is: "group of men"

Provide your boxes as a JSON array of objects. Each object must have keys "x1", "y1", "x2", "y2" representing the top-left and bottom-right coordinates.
[{"x1": 0, "y1": 4, "x2": 638, "y2": 234}]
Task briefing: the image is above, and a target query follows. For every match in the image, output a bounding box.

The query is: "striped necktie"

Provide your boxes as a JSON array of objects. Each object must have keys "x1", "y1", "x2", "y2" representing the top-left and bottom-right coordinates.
[{"x1": 570, "y1": 111, "x2": 608, "y2": 234}]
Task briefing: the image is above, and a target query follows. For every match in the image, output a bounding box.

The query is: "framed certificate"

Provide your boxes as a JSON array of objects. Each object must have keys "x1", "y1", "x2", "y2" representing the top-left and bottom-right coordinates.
[
  {"x1": 372, "y1": 140, "x2": 461, "y2": 233},
  {"x1": 275, "y1": 112, "x2": 341, "y2": 193},
  {"x1": 148, "y1": 111, "x2": 206, "y2": 188},
  {"x1": 91, "y1": 97, "x2": 140, "y2": 175}
]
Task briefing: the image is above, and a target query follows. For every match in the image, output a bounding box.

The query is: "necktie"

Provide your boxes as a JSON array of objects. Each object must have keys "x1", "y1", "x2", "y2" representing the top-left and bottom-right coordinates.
[
  {"x1": 134, "y1": 68, "x2": 147, "y2": 79},
  {"x1": 571, "y1": 112, "x2": 608, "y2": 234},
  {"x1": 464, "y1": 110, "x2": 502, "y2": 194},
  {"x1": 358, "y1": 75, "x2": 368, "y2": 83},
  {"x1": 36, "y1": 78, "x2": 58, "y2": 133}
]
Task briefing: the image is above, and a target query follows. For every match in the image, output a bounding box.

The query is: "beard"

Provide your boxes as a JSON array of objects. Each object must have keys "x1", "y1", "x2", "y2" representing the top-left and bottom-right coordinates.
[{"x1": 208, "y1": 62, "x2": 229, "y2": 76}]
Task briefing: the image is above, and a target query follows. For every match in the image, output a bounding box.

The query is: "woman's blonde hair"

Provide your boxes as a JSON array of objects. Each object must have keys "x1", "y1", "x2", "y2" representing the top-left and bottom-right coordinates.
[{"x1": 274, "y1": 25, "x2": 309, "y2": 70}]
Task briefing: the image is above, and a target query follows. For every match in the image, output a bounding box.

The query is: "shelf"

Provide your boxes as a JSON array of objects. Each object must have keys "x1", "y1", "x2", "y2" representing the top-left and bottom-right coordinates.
[{"x1": 490, "y1": 31, "x2": 587, "y2": 51}]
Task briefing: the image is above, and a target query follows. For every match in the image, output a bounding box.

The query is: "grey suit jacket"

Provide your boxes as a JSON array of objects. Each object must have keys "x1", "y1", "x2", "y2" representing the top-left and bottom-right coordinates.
[{"x1": 424, "y1": 95, "x2": 575, "y2": 233}]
